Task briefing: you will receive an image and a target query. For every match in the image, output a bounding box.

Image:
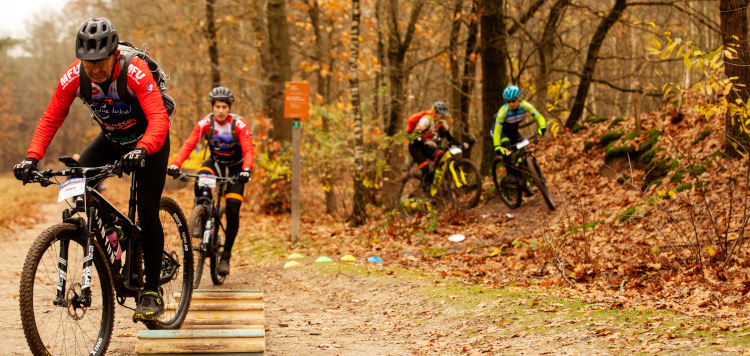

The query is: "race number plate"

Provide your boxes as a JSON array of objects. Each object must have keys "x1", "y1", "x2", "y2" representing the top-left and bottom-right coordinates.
[
  {"x1": 449, "y1": 147, "x2": 462, "y2": 155},
  {"x1": 515, "y1": 139, "x2": 529, "y2": 149},
  {"x1": 198, "y1": 175, "x2": 217, "y2": 188},
  {"x1": 58, "y1": 178, "x2": 85, "y2": 202}
]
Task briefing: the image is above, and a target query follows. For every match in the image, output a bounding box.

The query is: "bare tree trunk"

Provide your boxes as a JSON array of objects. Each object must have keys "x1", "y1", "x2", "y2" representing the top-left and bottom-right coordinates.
[
  {"x1": 350, "y1": 0, "x2": 366, "y2": 225},
  {"x1": 460, "y1": 3, "x2": 479, "y2": 146},
  {"x1": 267, "y1": 0, "x2": 292, "y2": 143},
  {"x1": 720, "y1": 0, "x2": 750, "y2": 157},
  {"x1": 205, "y1": 0, "x2": 220, "y2": 88},
  {"x1": 565, "y1": 0, "x2": 628, "y2": 130},
  {"x1": 478, "y1": 0, "x2": 509, "y2": 174},
  {"x1": 383, "y1": 0, "x2": 426, "y2": 209},
  {"x1": 449, "y1": 0, "x2": 464, "y2": 142},
  {"x1": 375, "y1": 0, "x2": 386, "y2": 126},
  {"x1": 537, "y1": 0, "x2": 569, "y2": 119}
]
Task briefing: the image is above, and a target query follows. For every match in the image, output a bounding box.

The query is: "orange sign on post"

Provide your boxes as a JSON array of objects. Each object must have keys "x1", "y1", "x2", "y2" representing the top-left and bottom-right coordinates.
[{"x1": 284, "y1": 81, "x2": 310, "y2": 119}]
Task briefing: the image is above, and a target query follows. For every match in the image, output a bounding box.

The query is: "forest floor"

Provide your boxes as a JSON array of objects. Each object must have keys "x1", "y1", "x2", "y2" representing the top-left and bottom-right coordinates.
[
  {"x1": 5, "y1": 93, "x2": 750, "y2": 355},
  {"x1": 1, "y1": 175, "x2": 749, "y2": 355}
]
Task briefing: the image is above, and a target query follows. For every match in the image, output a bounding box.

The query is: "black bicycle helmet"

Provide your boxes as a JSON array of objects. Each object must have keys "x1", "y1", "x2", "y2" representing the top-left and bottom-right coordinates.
[
  {"x1": 208, "y1": 86, "x2": 235, "y2": 104},
  {"x1": 432, "y1": 101, "x2": 450, "y2": 115},
  {"x1": 75, "y1": 18, "x2": 119, "y2": 61}
]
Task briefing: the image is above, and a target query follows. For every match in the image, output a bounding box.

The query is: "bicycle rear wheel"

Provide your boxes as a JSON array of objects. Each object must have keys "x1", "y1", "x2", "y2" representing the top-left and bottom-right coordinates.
[
  {"x1": 188, "y1": 205, "x2": 208, "y2": 289},
  {"x1": 527, "y1": 156, "x2": 556, "y2": 210},
  {"x1": 492, "y1": 157, "x2": 522, "y2": 209},
  {"x1": 146, "y1": 196, "x2": 193, "y2": 330},
  {"x1": 446, "y1": 158, "x2": 481, "y2": 209},
  {"x1": 20, "y1": 223, "x2": 115, "y2": 356},
  {"x1": 397, "y1": 172, "x2": 437, "y2": 218},
  {"x1": 210, "y1": 205, "x2": 227, "y2": 285}
]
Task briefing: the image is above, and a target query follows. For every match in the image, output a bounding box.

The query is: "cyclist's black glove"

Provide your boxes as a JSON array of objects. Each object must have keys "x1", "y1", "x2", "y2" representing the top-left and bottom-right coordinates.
[
  {"x1": 14, "y1": 157, "x2": 38, "y2": 184},
  {"x1": 167, "y1": 164, "x2": 180, "y2": 177},
  {"x1": 538, "y1": 127, "x2": 547, "y2": 136},
  {"x1": 121, "y1": 147, "x2": 147, "y2": 173},
  {"x1": 239, "y1": 168, "x2": 251, "y2": 183}
]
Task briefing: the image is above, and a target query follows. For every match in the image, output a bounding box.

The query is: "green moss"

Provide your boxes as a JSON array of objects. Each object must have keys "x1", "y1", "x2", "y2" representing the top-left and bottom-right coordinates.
[
  {"x1": 605, "y1": 145, "x2": 636, "y2": 159},
  {"x1": 668, "y1": 158, "x2": 680, "y2": 169},
  {"x1": 608, "y1": 117, "x2": 626, "y2": 128},
  {"x1": 675, "y1": 183, "x2": 692, "y2": 193},
  {"x1": 638, "y1": 128, "x2": 663, "y2": 152},
  {"x1": 584, "y1": 116, "x2": 609, "y2": 124},
  {"x1": 688, "y1": 164, "x2": 707, "y2": 176},
  {"x1": 710, "y1": 149, "x2": 724, "y2": 158},
  {"x1": 646, "y1": 178, "x2": 663, "y2": 191},
  {"x1": 600, "y1": 129, "x2": 625, "y2": 145},
  {"x1": 639, "y1": 147, "x2": 659, "y2": 165},
  {"x1": 572, "y1": 124, "x2": 588, "y2": 133},
  {"x1": 622, "y1": 131, "x2": 642, "y2": 142},
  {"x1": 692, "y1": 128, "x2": 713, "y2": 145},
  {"x1": 583, "y1": 141, "x2": 597, "y2": 151},
  {"x1": 670, "y1": 170, "x2": 685, "y2": 184},
  {"x1": 618, "y1": 207, "x2": 637, "y2": 222}
]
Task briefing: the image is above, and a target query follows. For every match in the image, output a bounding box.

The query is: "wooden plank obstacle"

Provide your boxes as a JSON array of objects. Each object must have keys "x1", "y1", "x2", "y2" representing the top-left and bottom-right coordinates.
[{"x1": 136, "y1": 290, "x2": 265, "y2": 355}]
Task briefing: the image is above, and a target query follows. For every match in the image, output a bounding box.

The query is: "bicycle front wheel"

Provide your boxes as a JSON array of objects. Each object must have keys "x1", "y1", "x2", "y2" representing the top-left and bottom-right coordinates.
[
  {"x1": 189, "y1": 205, "x2": 208, "y2": 289},
  {"x1": 210, "y1": 205, "x2": 227, "y2": 285},
  {"x1": 146, "y1": 196, "x2": 193, "y2": 330},
  {"x1": 492, "y1": 157, "x2": 522, "y2": 209},
  {"x1": 527, "y1": 156, "x2": 556, "y2": 211},
  {"x1": 446, "y1": 158, "x2": 481, "y2": 209},
  {"x1": 20, "y1": 223, "x2": 115, "y2": 356}
]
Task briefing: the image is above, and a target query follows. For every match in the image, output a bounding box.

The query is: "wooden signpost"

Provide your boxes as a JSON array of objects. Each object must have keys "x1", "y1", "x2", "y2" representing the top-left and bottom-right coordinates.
[{"x1": 284, "y1": 81, "x2": 310, "y2": 243}]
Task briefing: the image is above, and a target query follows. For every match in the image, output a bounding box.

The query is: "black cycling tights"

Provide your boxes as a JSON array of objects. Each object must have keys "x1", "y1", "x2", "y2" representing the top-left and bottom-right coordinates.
[
  {"x1": 79, "y1": 133, "x2": 170, "y2": 292},
  {"x1": 196, "y1": 157, "x2": 245, "y2": 260}
]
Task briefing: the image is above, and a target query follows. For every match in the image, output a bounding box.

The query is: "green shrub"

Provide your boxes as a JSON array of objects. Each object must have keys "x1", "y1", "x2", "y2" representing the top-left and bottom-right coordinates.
[
  {"x1": 687, "y1": 164, "x2": 707, "y2": 176},
  {"x1": 675, "y1": 183, "x2": 692, "y2": 193},
  {"x1": 618, "y1": 207, "x2": 637, "y2": 222},
  {"x1": 670, "y1": 170, "x2": 685, "y2": 184}
]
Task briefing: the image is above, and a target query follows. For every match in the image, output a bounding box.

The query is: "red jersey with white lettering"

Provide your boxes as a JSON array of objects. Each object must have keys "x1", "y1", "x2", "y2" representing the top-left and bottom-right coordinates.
[
  {"x1": 172, "y1": 114, "x2": 254, "y2": 170},
  {"x1": 26, "y1": 55, "x2": 170, "y2": 160}
]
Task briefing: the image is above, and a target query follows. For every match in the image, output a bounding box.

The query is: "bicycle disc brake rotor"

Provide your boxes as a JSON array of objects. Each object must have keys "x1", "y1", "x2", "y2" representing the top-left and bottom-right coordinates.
[{"x1": 66, "y1": 282, "x2": 87, "y2": 320}]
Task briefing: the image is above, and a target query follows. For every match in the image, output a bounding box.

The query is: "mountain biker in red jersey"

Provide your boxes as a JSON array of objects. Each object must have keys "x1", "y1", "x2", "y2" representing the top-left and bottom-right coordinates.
[
  {"x1": 13, "y1": 18, "x2": 171, "y2": 322},
  {"x1": 405, "y1": 101, "x2": 469, "y2": 187},
  {"x1": 168, "y1": 86, "x2": 254, "y2": 276}
]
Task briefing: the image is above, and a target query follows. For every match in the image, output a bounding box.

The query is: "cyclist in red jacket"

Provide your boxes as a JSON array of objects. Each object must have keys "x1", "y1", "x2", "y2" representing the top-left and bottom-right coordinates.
[
  {"x1": 405, "y1": 101, "x2": 468, "y2": 187},
  {"x1": 13, "y1": 18, "x2": 171, "y2": 322},
  {"x1": 168, "y1": 86, "x2": 254, "y2": 276}
]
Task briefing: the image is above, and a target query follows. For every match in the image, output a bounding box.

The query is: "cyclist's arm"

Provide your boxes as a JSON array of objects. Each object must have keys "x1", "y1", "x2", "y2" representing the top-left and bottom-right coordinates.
[
  {"x1": 492, "y1": 105, "x2": 509, "y2": 149},
  {"x1": 520, "y1": 101, "x2": 546, "y2": 131},
  {"x1": 27, "y1": 60, "x2": 80, "y2": 160},
  {"x1": 437, "y1": 123, "x2": 458, "y2": 146},
  {"x1": 171, "y1": 117, "x2": 210, "y2": 167},
  {"x1": 234, "y1": 116, "x2": 254, "y2": 172},
  {"x1": 128, "y1": 57, "x2": 170, "y2": 155}
]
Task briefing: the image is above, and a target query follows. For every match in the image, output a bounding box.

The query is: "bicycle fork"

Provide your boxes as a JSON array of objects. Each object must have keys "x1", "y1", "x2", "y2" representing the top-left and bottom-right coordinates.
[{"x1": 54, "y1": 207, "x2": 96, "y2": 309}]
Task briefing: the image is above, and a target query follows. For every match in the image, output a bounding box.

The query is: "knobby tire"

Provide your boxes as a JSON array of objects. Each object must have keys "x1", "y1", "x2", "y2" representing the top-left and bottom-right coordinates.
[
  {"x1": 20, "y1": 223, "x2": 115, "y2": 356},
  {"x1": 446, "y1": 158, "x2": 481, "y2": 209},
  {"x1": 527, "y1": 156, "x2": 556, "y2": 211},
  {"x1": 189, "y1": 205, "x2": 207, "y2": 289},
  {"x1": 210, "y1": 206, "x2": 227, "y2": 285},
  {"x1": 492, "y1": 156, "x2": 522, "y2": 209}
]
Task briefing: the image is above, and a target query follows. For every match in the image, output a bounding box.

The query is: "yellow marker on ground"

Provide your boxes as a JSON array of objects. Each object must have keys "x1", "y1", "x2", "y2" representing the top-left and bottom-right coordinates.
[
  {"x1": 288, "y1": 253, "x2": 305, "y2": 259},
  {"x1": 283, "y1": 261, "x2": 301, "y2": 268},
  {"x1": 340, "y1": 255, "x2": 356, "y2": 261}
]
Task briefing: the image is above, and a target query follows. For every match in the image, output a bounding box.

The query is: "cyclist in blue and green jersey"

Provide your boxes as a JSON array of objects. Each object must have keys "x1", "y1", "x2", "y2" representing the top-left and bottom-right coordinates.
[{"x1": 493, "y1": 85, "x2": 546, "y2": 197}]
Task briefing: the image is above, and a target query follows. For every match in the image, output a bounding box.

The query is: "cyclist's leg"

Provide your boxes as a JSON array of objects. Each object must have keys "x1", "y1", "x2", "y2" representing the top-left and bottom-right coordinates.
[
  {"x1": 408, "y1": 140, "x2": 433, "y2": 185},
  {"x1": 135, "y1": 137, "x2": 169, "y2": 295},
  {"x1": 78, "y1": 133, "x2": 122, "y2": 188},
  {"x1": 500, "y1": 129, "x2": 523, "y2": 177}
]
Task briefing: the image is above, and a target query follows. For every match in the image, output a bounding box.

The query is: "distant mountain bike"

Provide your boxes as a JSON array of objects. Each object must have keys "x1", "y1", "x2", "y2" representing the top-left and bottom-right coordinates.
[
  {"x1": 169, "y1": 169, "x2": 238, "y2": 289},
  {"x1": 491, "y1": 135, "x2": 555, "y2": 210},
  {"x1": 398, "y1": 143, "x2": 481, "y2": 218},
  {"x1": 19, "y1": 157, "x2": 193, "y2": 356}
]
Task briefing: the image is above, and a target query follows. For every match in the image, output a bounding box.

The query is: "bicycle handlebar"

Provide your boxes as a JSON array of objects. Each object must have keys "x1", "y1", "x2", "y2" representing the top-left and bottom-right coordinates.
[
  {"x1": 27, "y1": 161, "x2": 123, "y2": 186},
  {"x1": 170, "y1": 171, "x2": 241, "y2": 184}
]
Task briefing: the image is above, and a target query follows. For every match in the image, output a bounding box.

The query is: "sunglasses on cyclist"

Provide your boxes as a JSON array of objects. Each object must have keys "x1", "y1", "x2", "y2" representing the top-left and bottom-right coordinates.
[{"x1": 81, "y1": 54, "x2": 114, "y2": 68}]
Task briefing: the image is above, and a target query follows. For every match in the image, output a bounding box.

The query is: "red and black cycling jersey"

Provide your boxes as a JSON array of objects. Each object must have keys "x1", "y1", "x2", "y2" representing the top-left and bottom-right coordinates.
[
  {"x1": 26, "y1": 55, "x2": 170, "y2": 160},
  {"x1": 172, "y1": 114, "x2": 254, "y2": 170}
]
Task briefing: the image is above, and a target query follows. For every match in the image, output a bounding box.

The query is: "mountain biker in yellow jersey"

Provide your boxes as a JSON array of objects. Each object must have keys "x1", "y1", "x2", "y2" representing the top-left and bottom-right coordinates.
[
  {"x1": 12, "y1": 18, "x2": 171, "y2": 322},
  {"x1": 493, "y1": 85, "x2": 546, "y2": 197},
  {"x1": 168, "y1": 87, "x2": 254, "y2": 276},
  {"x1": 405, "y1": 101, "x2": 469, "y2": 188}
]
